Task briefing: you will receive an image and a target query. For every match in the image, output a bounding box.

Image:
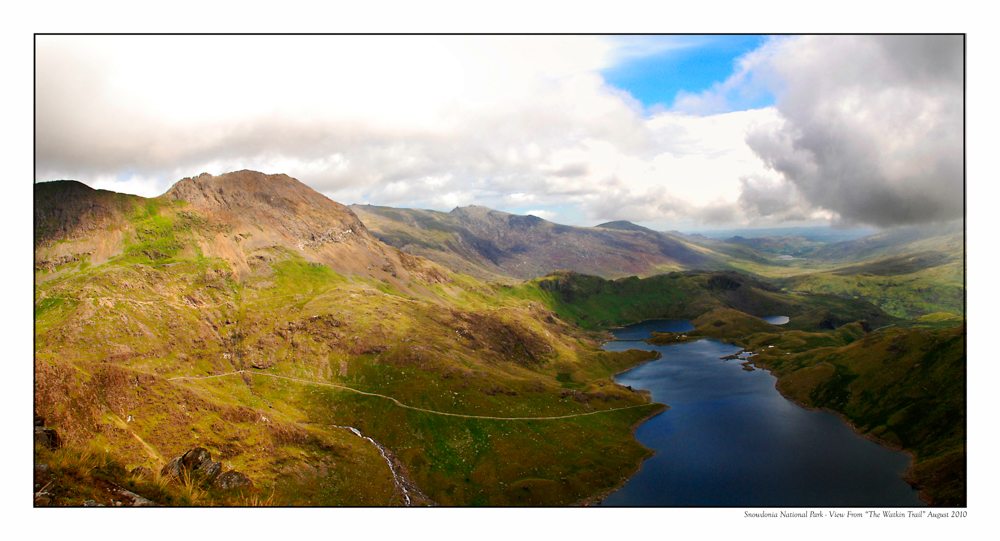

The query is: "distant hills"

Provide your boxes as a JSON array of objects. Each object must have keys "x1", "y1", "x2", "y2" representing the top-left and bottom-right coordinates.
[
  {"x1": 350, "y1": 204, "x2": 721, "y2": 282},
  {"x1": 353, "y1": 202, "x2": 964, "y2": 319}
]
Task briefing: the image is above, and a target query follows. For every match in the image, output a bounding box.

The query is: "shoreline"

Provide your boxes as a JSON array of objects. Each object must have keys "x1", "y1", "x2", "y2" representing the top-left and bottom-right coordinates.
[
  {"x1": 572, "y1": 402, "x2": 669, "y2": 506},
  {"x1": 679, "y1": 332, "x2": 929, "y2": 505},
  {"x1": 744, "y1": 357, "x2": 929, "y2": 505},
  {"x1": 571, "y1": 342, "x2": 667, "y2": 506},
  {"x1": 586, "y1": 333, "x2": 931, "y2": 507}
]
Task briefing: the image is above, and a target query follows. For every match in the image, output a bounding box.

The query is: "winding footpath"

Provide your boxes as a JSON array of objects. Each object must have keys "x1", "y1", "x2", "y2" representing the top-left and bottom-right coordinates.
[
  {"x1": 168, "y1": 368, "x2": 652, "y2": 506},
  {"x1": 168, "y1": 370, "x2": 653, "y2": 421}
]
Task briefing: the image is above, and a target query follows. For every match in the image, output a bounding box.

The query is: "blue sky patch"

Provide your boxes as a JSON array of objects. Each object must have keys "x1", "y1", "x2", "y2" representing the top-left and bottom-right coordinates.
[{"x1": 602, "y1": 35, "x2": 772, "y2": 112}]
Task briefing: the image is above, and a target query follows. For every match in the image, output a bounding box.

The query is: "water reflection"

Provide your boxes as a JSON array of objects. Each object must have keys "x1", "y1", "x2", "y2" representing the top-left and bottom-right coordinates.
[
  {"x1": 610, "y1": 319, "x2": 694, "y2": 340},
  {"x1": 597, "y1": 331, "x2": 922, "y2": 507}
]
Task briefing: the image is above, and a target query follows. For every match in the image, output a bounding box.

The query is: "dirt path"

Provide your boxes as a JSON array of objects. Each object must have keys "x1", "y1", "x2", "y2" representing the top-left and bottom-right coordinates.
[{"x1": 169, "y1": 370, "x2": 652, "y2": 421}]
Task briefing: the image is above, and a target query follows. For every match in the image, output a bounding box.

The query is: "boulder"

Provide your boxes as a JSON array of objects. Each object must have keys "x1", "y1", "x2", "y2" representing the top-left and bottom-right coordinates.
[
  {"x1": 160, "y1": 457, "x2": 184, "y2": 479},
  {"x1": 181, "y1": 447, "x2": 212, "y2": 470},
  {"x1": 34, "y1": 426, "x2": 62, "y2": 450},
  {"x1": 213, "y1": 470, "x2": 253, "y2": 491},
  {"x1": 161, "y1": 447, "x2": 223, "y2": 481},
  {"x1": 181, "y1": 447, "x2": 223, "y2": 481},
  {"x1": 113, "y1": 487, "x2": 159, "y2": 507},
  {"x1": 200, "y1": 460, "x2": 222, "y2": 480}
]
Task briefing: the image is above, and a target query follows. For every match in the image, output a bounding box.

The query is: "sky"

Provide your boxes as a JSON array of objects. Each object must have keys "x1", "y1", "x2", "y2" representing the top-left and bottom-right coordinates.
[{"x1": 34, "y1": 34, "x2": 964, "y2": 231}]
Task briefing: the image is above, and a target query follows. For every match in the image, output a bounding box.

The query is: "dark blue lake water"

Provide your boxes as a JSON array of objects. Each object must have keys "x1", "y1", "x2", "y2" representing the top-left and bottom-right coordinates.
[
  {"x1": 598, "y1": 324, "x2": 923, "y2": 507},
  {"x1": 762, "y1": 315, "x2": 790, "y2": 325},
  {"x1": 609, "y1": 319, "x2": 695, "y2": 340}
]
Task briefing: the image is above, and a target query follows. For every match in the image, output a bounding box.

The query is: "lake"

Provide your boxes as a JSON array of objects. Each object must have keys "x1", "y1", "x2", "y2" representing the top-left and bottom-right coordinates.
[
  {"x1": 762, "y1": 315, "x2": 790, "y2": 325},
  {"x1": 609, "y1": 319, "x2": 695, "y2": 340},
  {"x1": 598, "y1": 324, "x2": 924, "y2": 507}
]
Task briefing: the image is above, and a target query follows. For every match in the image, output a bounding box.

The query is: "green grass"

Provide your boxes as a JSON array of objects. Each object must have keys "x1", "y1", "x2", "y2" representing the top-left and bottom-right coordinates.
[{"x1": 35, "y1": 234, "x2": 667, "y2": 506}]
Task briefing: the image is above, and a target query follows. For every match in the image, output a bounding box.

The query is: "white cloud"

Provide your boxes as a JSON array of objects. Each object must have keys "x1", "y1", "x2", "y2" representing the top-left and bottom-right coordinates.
[
  {"x1": 740, "y1": 36, "x2": 964, "y2": 227},
  {"x1": 37, "y1": 35, "x2": 957, "y2": 229}
]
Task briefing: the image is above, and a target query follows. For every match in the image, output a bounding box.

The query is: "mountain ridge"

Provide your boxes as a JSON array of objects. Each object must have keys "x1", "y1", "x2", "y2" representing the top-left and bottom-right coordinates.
[{"x1": 351, "y1": 203, "x2": 717, "y2": 282}]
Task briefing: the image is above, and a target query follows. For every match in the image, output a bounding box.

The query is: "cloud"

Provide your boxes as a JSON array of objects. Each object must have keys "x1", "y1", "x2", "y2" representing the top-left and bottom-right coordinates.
[
  {"x1": 671, "y1": 40, "x2": 779, "y2": 116},
  {"x1": 36, "y1": 35, "x2": 789, "y2": 228},
  {"x1": 740, "y1": 35, "x2": 964, "y2": 227},
  {"x1": 35, "y1": 36, "x2": 637, "y2": 196},
  {"x1": 36, "y1": 35, "x2": 959, "y2": 230},
  {"x1": 737, "y1": 175, "x2": 814, "y2": 223}
]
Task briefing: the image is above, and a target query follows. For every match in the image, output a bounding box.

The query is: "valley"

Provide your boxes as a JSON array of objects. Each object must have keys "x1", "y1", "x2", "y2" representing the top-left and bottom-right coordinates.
[{"x1": 34, "y1": 171, "x2": 965, "y2": 507}]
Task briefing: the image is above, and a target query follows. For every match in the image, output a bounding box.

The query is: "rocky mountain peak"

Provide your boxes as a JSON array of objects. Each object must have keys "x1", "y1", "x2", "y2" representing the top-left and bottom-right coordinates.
[{"x1": 164, "y1": 170, "x2": 373, "y2": 245}]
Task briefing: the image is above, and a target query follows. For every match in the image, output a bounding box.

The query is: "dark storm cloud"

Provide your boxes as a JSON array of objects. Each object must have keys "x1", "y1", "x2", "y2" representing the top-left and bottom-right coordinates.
[
  {"x1": 744, "y1": 35, "x2": 964, "y2": 227},
  {"x1": 737, "y1": 175, "x2": 810, "y2": 222}
]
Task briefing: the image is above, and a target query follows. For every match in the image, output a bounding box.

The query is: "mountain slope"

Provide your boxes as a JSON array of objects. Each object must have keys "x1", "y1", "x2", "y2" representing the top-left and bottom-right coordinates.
[
  {"x1": 352, "y1": 204, "x2": 719, "y2": 282},
  {"x1": 34, "y1": 171, "x2": 664, "y2": 506}
]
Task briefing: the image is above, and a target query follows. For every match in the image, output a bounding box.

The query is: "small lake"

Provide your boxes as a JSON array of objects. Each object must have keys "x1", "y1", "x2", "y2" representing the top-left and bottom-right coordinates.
[
  {"x1": 609, "y1": 319, "x2": 695, "y2": 340},
  {"x1": 598, "y1": 323, "x2": 923, "y2": 507},
  {"x1": 762, "y1": 315, "x2": 790, "y2": 325}
]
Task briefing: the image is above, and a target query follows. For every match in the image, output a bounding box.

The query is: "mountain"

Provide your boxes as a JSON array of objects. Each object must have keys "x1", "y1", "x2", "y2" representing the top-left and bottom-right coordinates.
[
  {"x1": 351, "y1": 205, "x2": 717, "y2": 282},
  {"x1": 33, "y1": 170, "x2": 965, "y2": 506},
  {"x1": 33, "y1": 171, "x2": 666, "y2": 506},
  {"x1": 594, "y1": 220, "x2": 657, "y2": 233},
  {"x1": 37, "y1": 171, "x2": 451, "y2": 288},
  {"x1": 688, "y1": 225, "x2": 877, "y2": 242}
]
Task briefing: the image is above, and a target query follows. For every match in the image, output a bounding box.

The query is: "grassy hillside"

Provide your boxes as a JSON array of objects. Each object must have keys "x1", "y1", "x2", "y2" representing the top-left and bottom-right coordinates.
[
  {"x1": 352, "y1": 204, "x2": 964, "y2": 321},
  {"x1": 683, "y1": 224, "x2": 965, "y2": 319},
  {"x1": 778, "y1": 255, "x2": 964, "y2": 319},
  {"x1": 504, "y1": 270, "x2": 895, "y2": 333},
  {"x1": 34, "y1": 175, "x2": 665, "y2": 506}
]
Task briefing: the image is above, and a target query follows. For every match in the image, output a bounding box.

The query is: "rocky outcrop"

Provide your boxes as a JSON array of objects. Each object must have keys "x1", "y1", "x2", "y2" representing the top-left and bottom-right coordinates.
[
  {"x1": 164, "y1": 171, "x2": 375, "y2": 248},
  {"x1": 160, "y1": 447, "x2": 252, "y2": 491},
  {"x1": 161, "y1": 447, "x2": 223, "y2": 482},
  {"x1": 212, "y1": 471, "x2": 253, "y2": 491},
  {"x1": 108, "y1": 485, "x2": 159, "y2": 507},
  {"x1": 34, "y1": 412, "x2": 62, "y2": 450}
]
